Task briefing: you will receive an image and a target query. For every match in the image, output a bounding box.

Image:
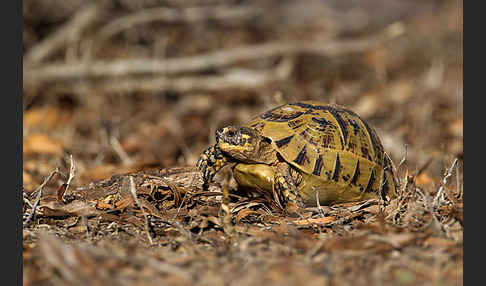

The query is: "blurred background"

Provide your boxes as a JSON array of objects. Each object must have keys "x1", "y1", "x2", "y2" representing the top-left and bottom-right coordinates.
[{"x1": 23, "y1": 0, "x2": 462, "y2": 191}]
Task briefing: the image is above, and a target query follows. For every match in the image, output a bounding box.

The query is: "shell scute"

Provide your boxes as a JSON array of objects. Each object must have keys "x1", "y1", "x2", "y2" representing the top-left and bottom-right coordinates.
[{"x1": 244, "y1": 101, "x2": 395, "y2": 201}]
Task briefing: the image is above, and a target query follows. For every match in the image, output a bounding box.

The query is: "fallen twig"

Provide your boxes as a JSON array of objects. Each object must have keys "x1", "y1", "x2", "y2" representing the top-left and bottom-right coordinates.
[
  {"x1": 292, "y1": 216, "x2": 336, "y2": 226},
  {"x1": 110, "y1": 136, "x2": 134, "y2": 166},
  {"x1": 129, "y1": 176, "x2": 153, "y2": 245},
  {"x1": 56, "y1": 154, "x2": 76, "y2": 203},
  {"x1": 397, "y1": 144, "x2": 408, "y2": 175},
  {"x1": 386, "y1": 169, "x2": 411, "y2": 225},
  {"x1": 433, "y1": 158, "x2": 458, "y2": 208},
  {"x1": 24, "y1": 168, "x2": 60, "y2": 226},
  {"x1": 315, "y1": 190, "x2": 327, "y2": 218},
  {"x1": 455, "y1": 161, "x2": 462, "y2": 200}
]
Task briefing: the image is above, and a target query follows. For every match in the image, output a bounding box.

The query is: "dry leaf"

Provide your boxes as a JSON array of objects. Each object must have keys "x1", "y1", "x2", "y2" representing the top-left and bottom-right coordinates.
[
  {"x1": 23, "y1": 171, "x2": 34, "y2": 185},
  {"x1": 24, "y1": 107, "x2": 73, "y2": 130},
  {"x1": 353, "y1": 93, "x2": 381, "y2": 118},
  {"x1": 96, "y1": 201, "x2": 113, "y2": 210},
  {"x1": 23, "y1": 171, "x2": 36, "y2": 191},
  {"x1": 448, "y1": 118, "x2": 463, "y2": 137},
  {"x1": 234, "y1": 208, "x2": 259, "y2": 224},
  {"x1": 114, "y1": 197, "x2": 134, "y2": 210},
  {"x1": 291, "y1": 216, "x2": 335, "y2": 226},
  {"x1": 368, "y1": 233, "x2": 416, "y2": 249},
  {"x1": 40, "y1": 200, "x2": 100, "y2": 217},
  {"x1": 389, "y1": 80, "x2": 414, "y2": 104},
  {"x1": 207, "y1": 216, "x2": 222, "y2": 227},
  {"x1": 69, "y1": 225, "x2": 88, "y2": 234},
  {"x1": 364, "y1": 46, "x2": 388, "y2": 68},
  {"x1": 423, "y1": 237, "x2": 456, "y2": 248},
  {"x1": 56, "y1": 183, "x2": 68, "y2": 204},
  {"x1": 79, "y1": 164, "x2": 140, "y2": 182},
  {"x1": 23, "y1": 133, "x2": 63, "y2": 156},
  {"x1": 415, "y1": 173, "x2": 433, "y2": 187}
]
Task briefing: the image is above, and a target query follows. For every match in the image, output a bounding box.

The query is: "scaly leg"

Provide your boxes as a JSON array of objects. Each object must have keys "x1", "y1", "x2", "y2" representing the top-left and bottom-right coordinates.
[
  {"x1": 197, "y1": 144, "x2": 230, "y2": 187},
  {"x1": 273, "y1": 163, "x2": 305, "y2": 211}
]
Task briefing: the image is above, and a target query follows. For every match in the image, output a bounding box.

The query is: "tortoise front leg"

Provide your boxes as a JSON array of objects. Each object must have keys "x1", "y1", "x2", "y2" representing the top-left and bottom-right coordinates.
[
  {"x1": 197, "y1": 144, "x2": 230, "y2": 187},
  {"x1": 274, "y1": 163, "x2": 305, "y2": 210}
]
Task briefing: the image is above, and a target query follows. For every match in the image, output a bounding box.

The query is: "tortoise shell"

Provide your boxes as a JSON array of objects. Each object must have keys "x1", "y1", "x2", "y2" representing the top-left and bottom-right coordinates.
[{"x1": 244, "y1": 101, "x2": 396, "y2": 201}]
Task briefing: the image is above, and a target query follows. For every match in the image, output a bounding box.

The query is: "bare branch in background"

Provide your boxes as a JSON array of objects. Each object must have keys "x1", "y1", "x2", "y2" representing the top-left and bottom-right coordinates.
[
  {"x1": 24, "y1": 4, "x2": 102, "y2": 64},
  {"x1": 98, "y1": 5, "x2": 261, "y2": 39},
  {"x1": 44, "y1": 57, "x2": 295, "y2": 95},
  {"x1": 23, "y1": 29, "x2": 402, "y2": 87}
]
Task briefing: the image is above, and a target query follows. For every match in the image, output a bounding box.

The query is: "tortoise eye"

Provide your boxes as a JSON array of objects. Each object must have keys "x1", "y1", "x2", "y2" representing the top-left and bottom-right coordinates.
[{"x1": 227, "y1": 130, "x2": 236, "y2": 137}]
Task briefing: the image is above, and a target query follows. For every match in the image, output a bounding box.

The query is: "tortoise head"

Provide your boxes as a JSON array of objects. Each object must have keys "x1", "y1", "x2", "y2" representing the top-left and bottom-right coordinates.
[{"x1": 216, "y1": 126, "x2": 270, "y2": 163}]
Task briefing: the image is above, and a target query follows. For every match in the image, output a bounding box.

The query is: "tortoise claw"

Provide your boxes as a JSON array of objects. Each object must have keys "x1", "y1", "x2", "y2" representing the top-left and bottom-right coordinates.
[{"x1": 197, "y1": 144, "x2": 228, "y2": 187}]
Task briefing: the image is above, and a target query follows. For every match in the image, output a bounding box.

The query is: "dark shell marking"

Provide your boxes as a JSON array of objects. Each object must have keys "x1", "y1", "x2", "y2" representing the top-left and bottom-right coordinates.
[
  {"x1": 260, "y1": 110, "x2": 304, "y2": 122},
  {"x1": 274, "y1": 135, "x2": 294, "y2": 148},
  {"x1": 293, "y1": 145, "x2": 310, "y2": 165},
  {"x1": 244, "y1": 101, "x2": 395, "y2": 200},
  {"x1": 350, "y1": 160, "x2": 361, "y2": 186},
  {"x1": 312, "y1": 154, "x2": 324, "y2": 176},
  {"x1": 332, "y1": 153, "x2": 342, "y2": 182}
]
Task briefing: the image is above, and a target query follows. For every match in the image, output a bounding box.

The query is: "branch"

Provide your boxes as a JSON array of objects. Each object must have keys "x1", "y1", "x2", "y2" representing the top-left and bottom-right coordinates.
[
  {"x1": 24, "y1": 32, "x2": 399, "y2": 86},
  {"x1": 97, "y1": 5, "x2": 261, "y2": 39},
  {"x1": 433, "y1": 158, "x2": 459, "y2": 208},
  {"x1": 24, "y1": 168, "x2": 60, "y2": 226},
  {"x1": 24, "y1": 4, "x2": 102, "y2": 64},
  {"x1": 46, "y1": 57, "x2": 294, "y2": 94}
]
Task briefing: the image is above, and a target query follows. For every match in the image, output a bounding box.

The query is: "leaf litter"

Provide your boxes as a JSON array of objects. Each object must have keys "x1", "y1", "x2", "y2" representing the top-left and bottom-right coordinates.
[{"x1": 23, "y1": 0, "x2": 462, "y2": 285}]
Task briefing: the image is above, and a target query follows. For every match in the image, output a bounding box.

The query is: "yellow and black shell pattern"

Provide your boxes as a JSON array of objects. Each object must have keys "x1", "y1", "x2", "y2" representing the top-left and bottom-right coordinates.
[{"x1": 245, "y1": 101, "x2": 396, "y2": 203}]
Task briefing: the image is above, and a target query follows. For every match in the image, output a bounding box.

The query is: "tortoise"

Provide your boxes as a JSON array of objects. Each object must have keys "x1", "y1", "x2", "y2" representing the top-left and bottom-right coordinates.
[{"x1": 197, "y1": 101, "x2": 396, "y2": 210}]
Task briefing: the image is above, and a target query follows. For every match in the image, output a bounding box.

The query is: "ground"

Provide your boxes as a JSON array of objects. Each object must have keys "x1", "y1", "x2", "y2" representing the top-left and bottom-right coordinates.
[{"x1": 23, "y1": 1, "x2": 462, "y2": 285}]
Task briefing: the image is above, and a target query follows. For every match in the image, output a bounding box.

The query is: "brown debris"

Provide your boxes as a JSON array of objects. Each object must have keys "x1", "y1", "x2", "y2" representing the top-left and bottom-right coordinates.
[
  {"x1": 23, "y1": 0, "x2": 462, "y2": 285},
  {"x1": 23, "y1": 134, "x2": 64, "y2": 156}
]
